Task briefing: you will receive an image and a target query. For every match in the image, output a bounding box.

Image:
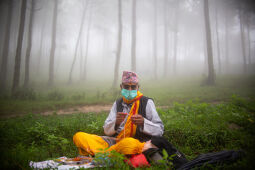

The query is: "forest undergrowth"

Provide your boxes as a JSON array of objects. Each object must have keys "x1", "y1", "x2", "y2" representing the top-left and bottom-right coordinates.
[
  {"x1": 0, "y1": 96, "x2": 255, "y2": 169},
  {"x1": 0, "y1": 76, "x2": 255, "y2": 169},
  {"x1": 0, "y1": 75, "x2": 254, "y2": 117}
]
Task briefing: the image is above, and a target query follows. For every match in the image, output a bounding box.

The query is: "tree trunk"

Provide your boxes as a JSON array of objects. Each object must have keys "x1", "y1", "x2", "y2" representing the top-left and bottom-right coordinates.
[
  {"x1": 12, "y1": 0, "x2": 27, "y2": 93},
  {"x1": 173, "y1": 1, "x2": 179, "y2": 75},
  {"x1": 24, "y1": 0, "x2": 36, "y2": 88},
  {"x1": 79, "y1": 40, "x2": 83, "y2": 80},
  {"x1": 239, "y1": 8, "x2": 247, "y2": 74},
  {"x1": 203, "y1": 0, "x2": 215, "y2": 85},
  {"x1": 36, "y1": 25, "x2": 44, "y2": 76},
  {"x1": 48, "y1": 0, "x2": 58, "y2": 86},
  {"x1": 0, "y1": 0, "x2": 13, "y2": 90},
  {"x1": 131, "y1": 0, "x2": 136, "y2": 72},
  {"x1": 68, "y1": 1, "x2": 87, "y2": 84},
  {"x1": 82, "y1": 2, "x2": 92, "y2": 81},
  {"x1": 214, "y1": 1, "x2": 221, "y2": 74},
  {"x1": 112, "y1": 0, "x2": 123, "y2": 88},
  {"x1": 153, "y1": 0, "x2": 157, "y2": 80},
  {"x1": 247, "y1": 15, "x2": 251, "y2": 65},
  {"x1": 36, "y1": 8, "x2": 47, "y2": 76},
  {"x1": 224, "y1": 10, "x2": 229, "y2": 73},
  {"x1": 163, "y1": 0, "x2": 169, "y2": 77},
  {"x1": 203, "y1": 42, "x2": 208, "y2": 73}
]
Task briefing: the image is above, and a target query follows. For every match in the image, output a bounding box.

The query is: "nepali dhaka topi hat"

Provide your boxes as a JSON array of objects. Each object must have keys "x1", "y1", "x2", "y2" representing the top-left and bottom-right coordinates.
[{"x1": 122, "y1": 71, "x2": 139, "y2": 84}]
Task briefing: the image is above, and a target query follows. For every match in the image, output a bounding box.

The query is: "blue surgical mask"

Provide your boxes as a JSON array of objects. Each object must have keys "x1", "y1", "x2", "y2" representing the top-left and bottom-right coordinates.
[{"x1": 121, "y1": 89, "x2": 137, "y2": 100}]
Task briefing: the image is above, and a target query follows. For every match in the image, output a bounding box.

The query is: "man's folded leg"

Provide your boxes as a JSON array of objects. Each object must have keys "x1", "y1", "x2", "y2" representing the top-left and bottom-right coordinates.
[{"x1": 73, "y1": 132, "x2": 109, "y2": 156}]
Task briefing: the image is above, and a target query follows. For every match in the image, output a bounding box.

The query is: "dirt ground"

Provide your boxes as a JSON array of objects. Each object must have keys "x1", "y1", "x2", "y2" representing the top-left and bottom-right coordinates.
[
  {"x1": 1, "y1": 101, "x2": 225, "y2": 118},
  {"x1": 42, "y1": 104, "x2": 113, "y2": 115},
  {"x1": 0, "y1": 104, "x2": 171, "y2": 118},
  {"x1": 42, "y1": 105, "x2": 171, "y2": 116}
]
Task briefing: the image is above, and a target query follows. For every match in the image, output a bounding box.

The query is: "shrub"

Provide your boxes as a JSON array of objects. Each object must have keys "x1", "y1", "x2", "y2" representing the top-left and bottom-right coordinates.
[
  {"x1": 71, "y1": 92, "x2": 85, "y2": 101},
  {"x1": 47, "y1": 90, "x2": 64, "y2": 101},
  {"x1": 12, "y1": 88, "x2": 36, "y2": 100}
]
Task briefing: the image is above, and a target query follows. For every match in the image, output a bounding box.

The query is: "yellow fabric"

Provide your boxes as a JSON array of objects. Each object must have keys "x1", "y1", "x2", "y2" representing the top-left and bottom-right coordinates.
[
  {"x1": 117, "y1": 91, "x2": 143, "y2": 140},
  {"x1": 107, "y1": 137, "x2": 145, "y2": 155},
  {"x1": 73, "y1": 133, "x2": 145, "y2": 156},
  {"x1": 73, "y1": 132, "x2": 109, "y2": 156},
  {"x1": 73, "y1": 92, "x2": 146, "y2": 156}
]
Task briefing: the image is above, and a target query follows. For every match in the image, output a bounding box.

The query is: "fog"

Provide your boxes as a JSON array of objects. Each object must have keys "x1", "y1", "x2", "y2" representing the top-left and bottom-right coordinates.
[{"x1": 0, "y1": 0, "x2": 255, "y2": 91}]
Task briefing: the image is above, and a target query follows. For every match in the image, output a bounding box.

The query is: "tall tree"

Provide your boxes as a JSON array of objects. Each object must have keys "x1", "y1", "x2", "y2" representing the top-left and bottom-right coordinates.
[
  {"x1": 68, "y1": 1, "x2": 88, "y2": 84},
  {"x1": 82, "y1": 1, "x2": 92, "y2": 81},
  {"x1": 224, "y1": 9, "x2": 229, "y2": 73},
  {"x1": 214, "y1": 0, "x2": 221, "y2": 74},
  {"x1": 48, "y1": 0, "x2": 58, "y2": 86},
  {"x1": 24, "y1": 0, "x2": 36, "y2": 88},
  {"x1": 203, "y1": 0, "x2": 215, "y2": 85},
  {"x1": 0, "y1": 0, "x2": 13, "y2": 90},
  {"x1": 112, "y1": 0, "x2": 123, "y2": 88},
  {"x1": 153, "y1": 0, "x2": 158, "y2": 79},
  {"x1": 36, "y1": 1, "x2": 48, "y2": 76},
  {"x1": 163, "y1": 0, "x2": 169, "y2": 77},
  {"x1": 79, "y1": 40, "x2": 83, "y2": 80},
  {"x1": 172, "y1": 1, "x2": 179, "y2": 75},
  {"x1": 203, "y1": 41, "x2": 208, "y2": 73},
  {"x1": 131, "y1": 0, "x2": 136, "y2": 72},
  {"x1": 239, "y1": 7, "x2": 247, "y2": 73},
  {"x1": 246, "y1": 14, "x2": 251, "y2": 65},
  {"x1": 36, "y1": 17, "x2": 46, "y2": 76},
  {"x1": 12, "y1": 0, "x2": 27, "y2": 93}
]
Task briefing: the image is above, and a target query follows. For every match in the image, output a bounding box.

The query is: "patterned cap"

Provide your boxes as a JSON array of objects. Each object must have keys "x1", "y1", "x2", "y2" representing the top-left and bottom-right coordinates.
[{"x1": 122, "y1": 71, "x2": 139, "y2": 84}]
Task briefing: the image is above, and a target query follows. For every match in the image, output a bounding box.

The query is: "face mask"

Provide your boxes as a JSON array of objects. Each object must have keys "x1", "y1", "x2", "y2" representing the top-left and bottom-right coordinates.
[{"x1": 121, "y1": 89, "x2": 137, "y2": 100}]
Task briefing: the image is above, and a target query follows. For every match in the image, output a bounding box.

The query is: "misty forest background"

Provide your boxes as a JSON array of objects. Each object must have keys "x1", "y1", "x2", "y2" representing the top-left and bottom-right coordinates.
[
  {"x1": 0, "y1": 0, "x2": 255, "y2": 169},
  {"x1": 0, "y1": 0, "x2": 254, "y2": 91}
]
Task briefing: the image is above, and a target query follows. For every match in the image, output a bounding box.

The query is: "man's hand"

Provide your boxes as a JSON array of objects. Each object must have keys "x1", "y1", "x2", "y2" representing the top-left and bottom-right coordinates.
[
  {"x1": 116, "y1": 112, "x2": 128, "y2": 126},
  {"x1": 131, "y1": 114, "x2": 144, "y2": 126}
]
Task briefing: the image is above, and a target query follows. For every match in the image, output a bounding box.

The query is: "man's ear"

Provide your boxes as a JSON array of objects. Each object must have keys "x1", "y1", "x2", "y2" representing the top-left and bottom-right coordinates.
[{"x1": 120, "y1": 84, "x2": 122, "y2": 89}]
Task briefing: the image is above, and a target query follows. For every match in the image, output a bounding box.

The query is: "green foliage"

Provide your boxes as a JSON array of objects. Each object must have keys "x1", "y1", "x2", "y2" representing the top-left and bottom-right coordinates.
[
  {"x1": 0, "y1": 94, "x2": 255, "y2": 169},
  {"x1": 87, "y1": 120, "x2": 101, "y2": 133},
  {"x1": 1, "y1": 76, "x2": 255, "y2": 117},
  {"x1": 94, "y1": 150, "x2": 130, "y2": 169},
  {"x1": 231, "y1": 94, "x2": 255, "y2": 112},
  {"x1": 26, "y1": 122, "x2": 70, "y2": 156},
  {"x1": 154, "y1": 149, "x2": 174, "y2": 169},
  {"x1": 0, "y1": 112, "x2": 107, "y2": 169},
  {"x1": 12, "y1": 88, "x2": 37, "y2": 100},
  {"x1": 71, "y1": 92, "x2": 86, "y2": 101},
  {"x1": 47, "y1": 89, "x2": 64, "y2": 101}
]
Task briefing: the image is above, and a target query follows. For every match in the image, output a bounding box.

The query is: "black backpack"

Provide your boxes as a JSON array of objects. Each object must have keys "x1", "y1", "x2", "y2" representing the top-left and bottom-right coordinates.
[
  {"x1": 143, "y1": 136, "x2": 244, "y2": 170},
  {"x1": 177, "y1": 150, "x2": 244, "y2": 170},
  {"x1": 143, "y1": 136, "x2": 188, "y2": 169}
]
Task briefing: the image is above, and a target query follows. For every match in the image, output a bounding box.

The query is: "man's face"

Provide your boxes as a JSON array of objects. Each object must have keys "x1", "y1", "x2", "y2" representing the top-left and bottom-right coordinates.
[{"x1": 120, "y1": 83, "x2": 139, "y2": 91}]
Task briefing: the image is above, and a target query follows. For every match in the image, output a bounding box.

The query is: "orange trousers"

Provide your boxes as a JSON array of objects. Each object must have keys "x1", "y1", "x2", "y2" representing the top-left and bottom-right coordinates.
[{"x1": 73, "y1": 132, "x2": 145, "y2": 156}]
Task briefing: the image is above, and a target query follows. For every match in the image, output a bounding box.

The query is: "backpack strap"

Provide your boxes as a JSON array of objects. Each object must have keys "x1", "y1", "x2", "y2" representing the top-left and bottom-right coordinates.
[
  {"x1": 138, "y1": 96, "x2": 151, "y2": 117},
  {"x1": 136, "y1": 96, "x2": 153, "y2": 142},
  {"x1": 116, "y1": 97, "x2": 124, "y2": 112}
]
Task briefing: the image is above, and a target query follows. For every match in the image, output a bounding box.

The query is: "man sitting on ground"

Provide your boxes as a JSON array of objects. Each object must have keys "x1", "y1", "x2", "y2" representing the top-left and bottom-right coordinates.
[{"x1": 73, "y1": 71, "x2": 164, "y2": 156}]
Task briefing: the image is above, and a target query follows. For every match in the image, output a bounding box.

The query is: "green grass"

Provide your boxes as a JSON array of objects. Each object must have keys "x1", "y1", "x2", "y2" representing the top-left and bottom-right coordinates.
[
  {"x1": 141, "y1": 75, "x2": 255, "y2": 105},
  {"x1": 0, "y1": 96, "x2": 255, "y2": 169},
  {"x1": 0, "y1": 75, "x2": 255, "y2": 169},
  {"x1": 0, "y1": 75, "x2": 255, "y2": 117}
]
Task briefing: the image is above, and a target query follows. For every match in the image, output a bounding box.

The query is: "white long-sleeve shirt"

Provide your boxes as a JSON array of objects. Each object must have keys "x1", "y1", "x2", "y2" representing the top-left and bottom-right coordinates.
[{"x1": 103, "y1": 99, "x2": 164, "y2": 137}]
